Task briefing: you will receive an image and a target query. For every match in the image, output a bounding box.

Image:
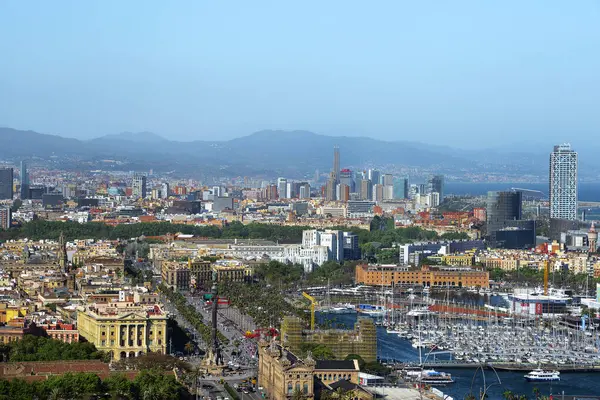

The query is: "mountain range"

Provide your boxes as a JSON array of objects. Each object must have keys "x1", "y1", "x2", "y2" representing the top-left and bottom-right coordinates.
[{"x1": 0, "y1": 127, "x2": 586, "y2": 179}]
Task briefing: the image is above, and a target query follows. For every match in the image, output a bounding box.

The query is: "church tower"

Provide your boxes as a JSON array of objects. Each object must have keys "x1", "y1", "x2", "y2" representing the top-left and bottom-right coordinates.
[
  {"x1": 58, "y1": 231, "x2": 68, "y2": 272},
  {"x1": 589, "y1": 223, "x2": 598, "y2": 254}
]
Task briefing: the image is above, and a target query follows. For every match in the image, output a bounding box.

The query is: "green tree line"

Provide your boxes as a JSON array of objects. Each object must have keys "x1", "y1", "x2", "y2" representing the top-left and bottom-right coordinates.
[
  {"x1": 2, "y1": 219, "x2": 463, "y2": 249},
  {"x1": 0, "y1": 335, "x2": 108, "y2": 362},
  {"x1": 0, "y1": 369, "x2": 188, "y2": 400}
]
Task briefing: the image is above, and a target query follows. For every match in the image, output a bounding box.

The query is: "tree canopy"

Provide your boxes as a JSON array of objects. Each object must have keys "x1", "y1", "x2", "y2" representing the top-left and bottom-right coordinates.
[
  {"x1": 0, "y1": 369, "x2": 188, "y2": 400},
  {"x1": 0, "y1": 335, "x2": 107, "y2": 362}
]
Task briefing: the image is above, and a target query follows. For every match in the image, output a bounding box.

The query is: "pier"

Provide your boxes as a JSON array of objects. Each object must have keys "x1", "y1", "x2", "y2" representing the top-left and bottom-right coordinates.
[{"x1": 381, "y1": 359, "x2": 600, "y2": 372}]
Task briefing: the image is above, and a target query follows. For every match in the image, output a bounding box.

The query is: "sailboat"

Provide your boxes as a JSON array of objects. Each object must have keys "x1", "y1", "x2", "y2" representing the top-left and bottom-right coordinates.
[
  {"x1": 386, "y1": 283, "x2": 403, "y2": 334},
  {"x1": 410, "y1": 314, "x2": 455, "y2": 385},
  {"x1": 320, "y1": 280, "x2": 356, "y2": 314}
]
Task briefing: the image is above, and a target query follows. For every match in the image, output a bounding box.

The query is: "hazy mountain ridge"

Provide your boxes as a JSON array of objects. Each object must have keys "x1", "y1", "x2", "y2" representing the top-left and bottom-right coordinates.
[{"x1": 0, "y1": 127, "x2": 573, "y2": 177}]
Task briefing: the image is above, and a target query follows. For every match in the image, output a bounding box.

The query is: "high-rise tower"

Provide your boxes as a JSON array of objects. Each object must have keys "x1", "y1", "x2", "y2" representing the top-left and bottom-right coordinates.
[
  {"x1": 132, "y1": 173, "x2": 147, "y2": 199},
  {"x1": 0, "y1": 168, "x2": 13, "y2": 200},
  {"x1": 332, "y1": 146, "x2": 340, "y2": 184},
  {"x1": 428, "y1": 175, "x2": 444, "y2": 200},
  {"x1": 549, "y1": 144, "x2": 578, "y2": 221},
  {"x1": 20, "y1": 161, "x2": 29, "y2": 200}
]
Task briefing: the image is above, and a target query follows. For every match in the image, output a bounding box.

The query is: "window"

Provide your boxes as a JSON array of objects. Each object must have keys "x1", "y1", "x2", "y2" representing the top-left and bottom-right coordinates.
[
  {"x1": 303, "y1": 383, "x2": 309, "y2": 394},
  {"x1": 287, "y1": 383, "x2": 292, "y2": 395}
]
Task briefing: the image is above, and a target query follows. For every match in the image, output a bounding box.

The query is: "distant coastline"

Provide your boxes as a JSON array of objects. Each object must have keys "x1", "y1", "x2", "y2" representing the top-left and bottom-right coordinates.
[{"x1": 446, "y1": 182, "x2": 600, "y2": 202}]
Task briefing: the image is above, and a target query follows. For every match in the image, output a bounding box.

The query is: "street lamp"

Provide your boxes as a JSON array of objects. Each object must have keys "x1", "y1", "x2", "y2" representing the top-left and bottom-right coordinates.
[{"x1": 468, "y1": 364, "x2": 502, "y2": 400}]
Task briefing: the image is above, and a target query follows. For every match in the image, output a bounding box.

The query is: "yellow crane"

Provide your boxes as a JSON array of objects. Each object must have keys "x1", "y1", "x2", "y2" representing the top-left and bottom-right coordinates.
[
  {"x1": 302, "y1": 292, "x2": 317, "y2": 330},
  {"x1": 544, "y1": 259, "x2": 549, "y2": 296}
]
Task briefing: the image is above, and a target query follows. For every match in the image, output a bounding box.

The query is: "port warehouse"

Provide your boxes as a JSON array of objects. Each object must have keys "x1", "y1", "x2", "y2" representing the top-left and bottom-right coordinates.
[{"x1": 355, "y1": 264, "x2": 490, "y2": 288}]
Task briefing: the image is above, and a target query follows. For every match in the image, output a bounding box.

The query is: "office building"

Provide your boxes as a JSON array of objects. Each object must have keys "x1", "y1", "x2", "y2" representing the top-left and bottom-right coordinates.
[
  {"x1": 339, "y1": 169, "x2": 354, "y2": 193},
  {"x1": 428, "y1": 175, "x2": 444, "y2": 200},
  {"x1": 298, "y1": 183, "x2": 311, "y2": 199},
  {"x1": 381, "y1": 174, "x2": 393, "y2": 186},
  {"x1": 302, "y1": 229, "x2": 344, "y2": 263},
  {"x1": 347, "y1": 201, "x2": 375, "y2": 217},
  {"x1": 427, "y1": 192, "x2": 440, "y2": 207},
  {"x1": 0, "y1": 207, "x2": 11, "y2": 230},
  {"x1": 20, "y1": 161, "x2": 29, "y2": 200},
  {"x1": 42, "y1": 193, "x2": 64, "y2": 208},
  {"x1": 332, "y1": 146, "x2": 340, "y2": 184},
  {"x1": 161, "y1": 182, "x2": 169, "y2": 199},
  {"x1": 549, "y1": 144, "x2": 578, "y2": 221},
  {"x1": 360, "y1": 179, "x2": 372, "y2": 201},
  {"x1": 343, "y1": 232, "x2": 360, "y2": 260},
  {"x1": 0, "y1": 168, "x2": 13, "y2": 200},
  {"x1": 372, "y1": 184, "x2": 384, "y2": 202},
  {"x1": 367, "y1": 169, "x2": 380, "y2": 185},
  {"x1": 487, "y1": 191, "x2": 522, "y2": 231},
  {"x1": 325, "y1": 173, "x2": 336, "y2": 201},
  {"x1": 383, "y1": 185, "x2": 394, "y2": 201},
  {"x1": 338, "y1": 184, "x2": 350, "y2": 202},
  {"x1": 486, "y1": 191, "x2": 535, "y2": 248},
  {"x1": 277, "y1": 177, "x2": 287, "y2": 199},
  {"x1": 393, "y1": 178, "x2": 409, "y2": 199},
  {"x1": 132, "y1": 174, "x2": 147, "y2": 198},
  {"x1": 398, "y1": 240, "x2": 485, "y2": 265}
]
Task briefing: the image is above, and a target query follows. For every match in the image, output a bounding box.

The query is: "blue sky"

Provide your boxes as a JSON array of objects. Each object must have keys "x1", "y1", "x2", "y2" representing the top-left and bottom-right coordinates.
[{"x1": 1, "y1": 1, "x2": 599, "y2": 148}]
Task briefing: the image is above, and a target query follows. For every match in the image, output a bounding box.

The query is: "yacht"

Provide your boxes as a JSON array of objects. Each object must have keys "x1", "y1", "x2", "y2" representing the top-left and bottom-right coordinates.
[
  {"x1": 524, "y1": 369, "x2": 560, "y2": 382},
  {"x1": 415, "y1": 370, "x2": 454, "y2": 384}
]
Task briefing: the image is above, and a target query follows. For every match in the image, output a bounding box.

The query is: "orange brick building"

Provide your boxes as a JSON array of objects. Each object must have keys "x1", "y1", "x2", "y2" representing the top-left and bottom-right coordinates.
[{"x1": 355, "y1": 264, "x2": 489, "y2": 288}]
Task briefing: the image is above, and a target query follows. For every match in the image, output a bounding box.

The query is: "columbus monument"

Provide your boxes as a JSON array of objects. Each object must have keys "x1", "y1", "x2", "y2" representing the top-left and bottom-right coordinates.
[{"x1": 200, "y1": 270, "x2": 225, "y2": 374}]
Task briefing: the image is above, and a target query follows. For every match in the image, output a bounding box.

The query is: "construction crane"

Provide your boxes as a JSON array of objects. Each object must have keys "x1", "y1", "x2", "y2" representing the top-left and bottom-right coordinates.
[
  {"x1": 302, "y1": 292, "x2": 317, "y2": 330},
  {"x1": 544, "y1": 259, "x2": 549, "y2": 296}
]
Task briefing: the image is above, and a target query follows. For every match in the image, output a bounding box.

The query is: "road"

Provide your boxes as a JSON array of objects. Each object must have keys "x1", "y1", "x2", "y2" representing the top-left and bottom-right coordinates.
[{"x1": 162, "y1": 292, "x2": 264, "y2": 399}]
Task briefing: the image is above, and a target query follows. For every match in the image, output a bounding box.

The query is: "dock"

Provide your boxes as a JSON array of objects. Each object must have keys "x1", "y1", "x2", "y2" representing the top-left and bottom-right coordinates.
[{"x1": 386, "y1": 359, "x2": 600, "y2": 372}]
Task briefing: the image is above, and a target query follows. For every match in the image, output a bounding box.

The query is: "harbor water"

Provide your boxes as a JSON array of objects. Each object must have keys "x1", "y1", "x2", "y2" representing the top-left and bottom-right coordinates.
[{"x1": 317, "y1": 312, "x2": 600, "y2": 399}]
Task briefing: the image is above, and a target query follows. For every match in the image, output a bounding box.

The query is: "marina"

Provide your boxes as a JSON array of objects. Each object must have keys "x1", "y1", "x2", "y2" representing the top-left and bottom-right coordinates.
[{"x1": 318, "y1": 311, "x2": 600, "y2": 399}]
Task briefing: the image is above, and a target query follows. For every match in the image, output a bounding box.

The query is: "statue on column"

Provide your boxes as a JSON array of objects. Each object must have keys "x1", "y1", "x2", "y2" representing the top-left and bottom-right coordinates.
[{"x1": 211, "y1": 270, "x2": 224, "y2": 366}]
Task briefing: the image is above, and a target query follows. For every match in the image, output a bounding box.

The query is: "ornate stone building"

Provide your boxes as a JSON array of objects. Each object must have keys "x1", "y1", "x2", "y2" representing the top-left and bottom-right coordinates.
[
  {"x1": 77, "y1": 300, "x2": 168, "y2": 361},
  {"x1": 258, "y1": 339, "x2": 316, "y2": 399},
  {"x1": 258, "y1": 339, "x2": 373, "y2": 400}
]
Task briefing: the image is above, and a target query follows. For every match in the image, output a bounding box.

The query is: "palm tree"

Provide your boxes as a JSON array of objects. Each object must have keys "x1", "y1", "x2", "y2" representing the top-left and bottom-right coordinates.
[
  {"x1": 291, "y1": 388, "x2": 306, "y2": 400},
  {"x1": 49, "y1": 388, "x2": 62, "y2": 400},
  {"x1": 184, "y1": 341, "x2": 194, "y2": 355},
  {"x1": 502, "y1": 390, "x2": 515, "y2": 400}
]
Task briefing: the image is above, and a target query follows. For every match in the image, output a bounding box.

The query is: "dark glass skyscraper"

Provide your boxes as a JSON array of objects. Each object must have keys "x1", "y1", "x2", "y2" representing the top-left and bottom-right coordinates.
[
  {"x1": 393, "y1": 177, "x2": 409, "y2": 199},
  {"x1": 0, "y1": 168, "x2": 13, "y2": 200},
  {"x1": 20, "y1": 161, "x2": 29, "y2": 200},
  {"x1": 486, "y1": 191, "x2": 522, "y2": 230},
  {"x1": 486, "y1": 191, "x2": 535, "y2": 248},
  {"x1": 427, "y1": 175, "x2": 444, "y2": 200}
]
